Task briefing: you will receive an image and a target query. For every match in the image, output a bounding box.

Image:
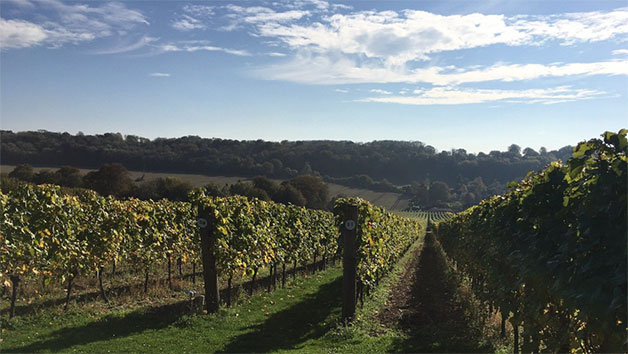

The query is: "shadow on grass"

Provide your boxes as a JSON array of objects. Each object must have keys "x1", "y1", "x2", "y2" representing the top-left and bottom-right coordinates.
[
  {"x1": 389, "y1": 233, "x2": 493, "y2": 353},
  {"x1": 219, "y1": 275, "x2": 343, "y2": 353},
  {"x1": 1, "y1": 276, "x2": 173, "y2": 317},
  {"x1": 6, "y1": 300, "x2": 190, "y2": 353},
  {"x1": 3, "y1": 258, "x2": 338, "y2": 317}
]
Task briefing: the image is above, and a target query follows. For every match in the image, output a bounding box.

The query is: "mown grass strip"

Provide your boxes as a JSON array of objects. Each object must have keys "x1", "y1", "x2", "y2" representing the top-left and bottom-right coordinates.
[{"x1": 2, "y1": 266, "x2": 342, "y2": 353}]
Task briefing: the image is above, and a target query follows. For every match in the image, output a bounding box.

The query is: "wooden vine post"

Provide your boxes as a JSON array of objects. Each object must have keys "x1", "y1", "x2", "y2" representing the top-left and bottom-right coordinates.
[
  {"x1": 341, "y1": 204, "x2": 358, "y2": 323},
  {"x1": 198, "y1": 206, "x2": 220, "y2": 313}
]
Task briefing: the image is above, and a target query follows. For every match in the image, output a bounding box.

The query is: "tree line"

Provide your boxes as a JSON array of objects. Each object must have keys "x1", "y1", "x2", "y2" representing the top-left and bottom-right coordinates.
[
  {"x1": 1, "y1": 130, "x2": 572, "y2": 188},
  {"x1": 4, "y1": 163, "x2": 331, "y2": 210}
]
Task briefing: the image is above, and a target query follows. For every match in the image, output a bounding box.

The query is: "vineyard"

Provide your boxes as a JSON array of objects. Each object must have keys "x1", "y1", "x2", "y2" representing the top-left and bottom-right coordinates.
[
  {"x1": 0, "y1": 184, "x2": 423, "y2": 320},
  {"x1": 436, "y1": 130, "x2": 627, "y2": 352},
  {"x1": 1, "y1": 132, "x2": 626, "y2": 353},
  {"x1": 395, "y1": 210, "x2": 454, "y2": 223}
]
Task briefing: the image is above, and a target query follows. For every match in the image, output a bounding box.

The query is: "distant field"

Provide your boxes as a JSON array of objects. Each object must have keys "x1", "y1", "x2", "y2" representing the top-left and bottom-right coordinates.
[
  {"x1": 0, "y1": 164, "x2": 245, "y2": 187},
  {"x1": 1, "y1": 164, "x2": 409, "y2": 211},
  {"x1": 326, "y1": 184, "x2": 409, "y2": 211}
]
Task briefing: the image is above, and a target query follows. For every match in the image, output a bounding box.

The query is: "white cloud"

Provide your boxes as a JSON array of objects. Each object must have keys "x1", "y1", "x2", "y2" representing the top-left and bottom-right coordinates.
[
  {"x1": 243, "y1": 6, "x2": 628, "y2": 85},
  {"x1": 512, "y1": 10, "x2": 628, "y2": 45},
  {"x1": 613, "y1": 49, "x2": 628, "y2": 55},
  {"x1": 255, "y1": 55, "x2": 628, "y2": 85},
  {"x1": 159, "y1": 41, "x2": 251, "y2": 56},
  {"x1": 334, "y1": 88, "x2": 348, "y2": 93},
  {"x1": 182, "y1": 4, "x2": 214, "y2": 17},
  {"x1": 253, "y1": 8, "x2": 628, "y2": 66},
  {"x1": 6, "y1": 0, "x2": 34, "y2": 8},
  {"x1": 222, "y1": 5, "x2": 309, "y2": 31},
  {"x1": 331, "y1": 4, "x2": 353, "y2": 11},
  {"x1": 171, "y1": 5, "x2": 214, "y2": 31},
  {"x1": 420, "y1": 60, "x2": 628, "y2": 86},
  {"x1": 267, "y1": 52, "x2": 287, "y2": 56},
  {"x1": 0, "y1": 0, "x2": 148, "y2": 49},
  {"x1": 370, "y1": 89, "x2": 392, "y2": 95},
  {"x1": 149, "y1": 72, "x2": 171, "y2": 77},
  {"x1": 359, "y1": 86, "x2": 606, "y2": 105},
  {"x1": 172, "y1": 15, "x2": 205, "y2": 31},
  {"x1": 92, "y1": 36, "x2": 157, "y2": 55},
  {"x1": 279, "y1": 0, "x2": 351, "y2": 12},
  {"x1": 0, "y1": 18, "x2": 48, "y2": 49}
]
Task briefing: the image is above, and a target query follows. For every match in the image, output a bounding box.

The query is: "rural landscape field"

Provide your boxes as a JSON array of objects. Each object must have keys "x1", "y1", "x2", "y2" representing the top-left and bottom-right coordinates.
[{"x1": 1, "y1": 0, "x2": 627, "y2": 353}]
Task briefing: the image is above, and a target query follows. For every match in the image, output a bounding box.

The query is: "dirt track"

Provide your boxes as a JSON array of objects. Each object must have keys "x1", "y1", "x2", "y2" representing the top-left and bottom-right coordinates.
[{"x1": 378, "y1": 232, "x2": 492, "y2": 352}]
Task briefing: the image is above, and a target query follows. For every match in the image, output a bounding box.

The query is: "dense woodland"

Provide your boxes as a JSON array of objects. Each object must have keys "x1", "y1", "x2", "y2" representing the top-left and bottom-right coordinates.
[{"x1": 1, "y1": 130, "x2": 574, "y2": 210}]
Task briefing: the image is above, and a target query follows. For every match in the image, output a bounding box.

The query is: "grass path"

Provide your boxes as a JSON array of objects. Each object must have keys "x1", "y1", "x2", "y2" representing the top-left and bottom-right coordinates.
[
  {"x1": 3, "y1": 268, "x2": 343, "y2": 353},
  {"x1": 293, "y1": 232, "x2": 497, "y2": 353},
  {"x1": 2, "y1": 233, "x2": 499, "y2": 353},
  {"x1": 379, "y1": 232, "x2": 494, "y2": 352}
]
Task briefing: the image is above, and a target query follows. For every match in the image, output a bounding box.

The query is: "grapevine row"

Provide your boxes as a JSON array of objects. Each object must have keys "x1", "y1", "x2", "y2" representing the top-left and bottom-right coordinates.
[
  {"x1": 0, "y1": 184, "x2": 338, "y2": 316},
  {"x1": 396, "y1": 210, "x2": 454, "y2": 222},
  {"x1": 436, "y1": 130, "x2": 627, "y2": 352},
  {"x1": 189, "y1": 190, "x2": 338, "y2": 280},
  {"x1": 333, "y1": 197, "x2": 422, "y2": 287}
]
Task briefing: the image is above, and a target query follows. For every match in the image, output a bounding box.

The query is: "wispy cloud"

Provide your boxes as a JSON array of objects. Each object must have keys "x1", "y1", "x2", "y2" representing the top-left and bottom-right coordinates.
[
  {"x1": 171, "y1": 4, "x2": 214, "y2": 31},
  {"x1": 370, "y1": 89, "x2": 392, "y2": 95},
  {"x1": 222, "y1": 5, "x2": 309, "y2": 31},
  {"x1": 334, "y1": 88, "x2": 349, "y2": 93},
  {"x1": 159, "y1": 41, "x2": 251, "y2": 56},
  {"x1": 267, "y1": 52, "x2": 287, "y2": 57},
  {"x1": 6, "y1": 0, "x2": 34, "y2": 8},
  {"x1": 91, "y1": 36, "x2": 157, "y2": 55},
  {"x1": 172, "y1": 15, "x2": 206, "y2": 31},
  {"x1": 255, "y1": 57, "x2": 628, "y2": 85},
  {"x1": 182, "y1": 4, "x2": 215, "y2": 18},
  {"x1": 149, "y1": 72, "x2": 171, "y2": 77},
  {"x1": 0, "y1": 0, "x2": 148, "y2": 49},
  {"x1": 613, "y1": 49, "x2": 628, "y2": 55},
  {"x1": 359, "y1": 86, "x2": 607, "y2": 105},
  {"x1": 280, "y1": 0, "x2": 351, "y2": 12}
]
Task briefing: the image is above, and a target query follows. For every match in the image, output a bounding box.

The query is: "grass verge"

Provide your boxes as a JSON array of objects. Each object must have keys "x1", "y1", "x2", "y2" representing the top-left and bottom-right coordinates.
[{"x1": 2, "y1": 266, "x2": 343, "y2": 353}]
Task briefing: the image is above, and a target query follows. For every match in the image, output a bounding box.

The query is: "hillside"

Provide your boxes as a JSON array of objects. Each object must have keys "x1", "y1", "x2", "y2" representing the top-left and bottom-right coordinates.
[
  {"x1": 0, "y1": 130, "x2": 573, "y2": 189},
  {"x1": 0, "y1": 165, "x2": 409, "y2": 211}
]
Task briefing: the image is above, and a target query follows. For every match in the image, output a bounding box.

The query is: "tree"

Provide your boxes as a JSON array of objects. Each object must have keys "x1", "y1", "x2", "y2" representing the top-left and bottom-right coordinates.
[
  {"x1": 228, "y1": 181, "x2": 271, "y2": 201},
  {"x1": 33, "y1": 170, "x2": 57, "y2": 185},
  {"x1": 134, "y1": 177, "x2": 193, "y2": 201},
  {"x1": 408, "y1": 182, "x2": 429, "y2": 208},
  {"x1": 507, "y1": 144, "x2": 522, "y2": 156},
  {"x1": 285, "y1": 175, "x2": 329, "y2": 210},
  {"x1": 84, "y1": 163, "x2": 132, "y2": 197},
  {"x1": 429, "y1": 181, "x2": 450, "y2": 203},
  {"x1": 252, "y1": 176, "x2": 279, "y2": 197},
  {"x1": 274, "y1": 184, "x2": 306, "y2": 206},
  {"x1": 523, "y1": 147, "x2": 539, "y2": 158},
  {"x1": 8, "y1": 164, "x2": 34, "y2": 182},
  {"x1": 204, "y1": 182, "x2": 227, "y2": 197},
  {"x1": 55, "y1": 166, "x2": 83, "y2": 187}
]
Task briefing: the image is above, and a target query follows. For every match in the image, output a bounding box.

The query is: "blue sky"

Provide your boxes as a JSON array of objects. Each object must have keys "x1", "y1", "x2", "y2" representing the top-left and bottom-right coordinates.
[{"x1": 1, "y1": 0, "x2": 627, "y2": 153}]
